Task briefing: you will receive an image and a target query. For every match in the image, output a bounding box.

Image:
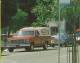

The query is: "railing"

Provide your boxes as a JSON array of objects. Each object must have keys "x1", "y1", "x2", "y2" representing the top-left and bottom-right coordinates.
[{"x1": 66, "y1": 32, "x2": 80, "y2": 63}]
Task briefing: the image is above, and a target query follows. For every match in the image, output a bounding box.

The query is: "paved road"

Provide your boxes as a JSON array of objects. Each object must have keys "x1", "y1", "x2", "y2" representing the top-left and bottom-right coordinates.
[{"x1": 1, "y1": 46, "x2": 80, "y2": 63}]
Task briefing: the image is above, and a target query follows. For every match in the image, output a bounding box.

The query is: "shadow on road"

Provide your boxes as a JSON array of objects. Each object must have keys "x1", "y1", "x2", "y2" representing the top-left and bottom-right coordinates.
[
  {"x1": 16, "y1": 47, "x2": 58, "y2": 52},
  {"x1": 1, "y1": 54, "x2": 9, "y2": 57}
]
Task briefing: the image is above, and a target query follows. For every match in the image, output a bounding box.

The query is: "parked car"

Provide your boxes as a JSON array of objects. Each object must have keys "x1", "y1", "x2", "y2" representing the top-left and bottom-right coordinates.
[
  {"x1": 7, "y1": 27, "x2": 52, "y2": 52},
  {"x1": 51, "y1": 34, "x2": 67, "y2": 47},
  {"x1": 1, "y1": 32, "x2": 7, "y2": 53},
  {"x1": 1, "y1": 40, "x2": 6, "y2": 52}
]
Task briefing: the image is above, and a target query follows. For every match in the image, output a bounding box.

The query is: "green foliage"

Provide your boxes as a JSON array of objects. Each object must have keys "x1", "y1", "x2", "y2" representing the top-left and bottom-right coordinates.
[
  {"x1": 17, "y1": 0, "x2": 36, "y2": 12},
  {"x1": 1, "y1": 0, "x2": 80, "y2": 33},
  {"x1": 31, "y1": 22, "x2": 41, "y2": 27},
  {"x1": 31, "y1": 0, "x2": 57, "y2": 26},
  {"x1": 61, "y1": 0, "x2": 80, "y2": 32},
  {"x1": 1, "y1": 0, "x2": 17, "y2": 28},
  {"x1": 32, "y1": 0, "x2": 80, "y2": 32},
  {"x1": 17, "y1": 0, "x2": 37, "y2": 26},
  {"x1": 12, "y1": 9, "x2": 28, "y2": 32}
]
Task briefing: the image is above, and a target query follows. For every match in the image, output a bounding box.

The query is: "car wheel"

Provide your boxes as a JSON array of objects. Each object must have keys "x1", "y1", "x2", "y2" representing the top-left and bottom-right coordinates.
[
  {"x1": 52, "y1": 44, "x2": 55, "y2": 47},
  {"x1": 25, "y1": 47, "x2": 30, "y2": 51},
  {"x1": 8, "y1": 48, "x2": 14, "y2": 52},
  {"x1": 64, "y1": 42, "x2": 68, "y2": 47},
  {"x1": 1, "y1": 47, "x2": 3, "y2": 53},
  {"x1": 30, "y1": 43, "x2": 34, "y2": 51},
  {"x1": 60, "y1": 45, "x2": 62, "y2": 47},
  {"x1": 43, "y1": 42, "x2": 48, "y2": 50}
]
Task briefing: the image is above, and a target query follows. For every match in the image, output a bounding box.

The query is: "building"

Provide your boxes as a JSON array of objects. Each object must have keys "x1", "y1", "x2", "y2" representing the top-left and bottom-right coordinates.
[{"x1": 46, "y1": 20, "x2": 66, "y2": 36}]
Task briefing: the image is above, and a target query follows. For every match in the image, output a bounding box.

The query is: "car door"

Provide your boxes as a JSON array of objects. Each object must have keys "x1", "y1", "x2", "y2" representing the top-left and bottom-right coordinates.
[{"x1": 34, "y1": 31, "x2": 42, "y2": 46}]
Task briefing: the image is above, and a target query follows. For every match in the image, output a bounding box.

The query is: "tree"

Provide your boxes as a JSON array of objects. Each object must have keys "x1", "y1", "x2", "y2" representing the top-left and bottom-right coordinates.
[
  {"x1": 31, "y1": 0, "x2": 58, "y2": 26},
  {"x1": 17, "y1": 0, "x2": 37, "y2": 26},
  {"x1": 61, "y1": 0, "x2": 80, "y2": 63},
  {"x1": 12, "y1": 8, "x2": 28, "y2": 32},
  {"x1": 1, "y1": 0, "x2": 18, "y2": 37},
  {"x1": 61, "y1": 0, "x2": 80, "y2": 33},
  {"x1": 1, "y1": 0, "x2": 17, "y2": 28}
]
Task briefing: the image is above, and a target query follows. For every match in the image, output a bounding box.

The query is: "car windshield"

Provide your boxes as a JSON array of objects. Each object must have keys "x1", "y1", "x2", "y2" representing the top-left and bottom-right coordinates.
[{"x1": 15, "y1": 31, "x2": 34, "y2": 36}]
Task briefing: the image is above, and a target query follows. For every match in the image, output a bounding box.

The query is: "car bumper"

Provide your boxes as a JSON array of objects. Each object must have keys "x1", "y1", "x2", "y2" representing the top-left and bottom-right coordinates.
[{"x1": 6, "y1": 44, "x2": 30, "y2": 48}]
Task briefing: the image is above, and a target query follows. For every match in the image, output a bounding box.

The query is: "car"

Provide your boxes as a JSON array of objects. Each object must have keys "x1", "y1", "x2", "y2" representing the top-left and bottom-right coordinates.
[
  {"x1": 51, "y1": 34, "x2": 67, "y2": 47},
  {"x1": 7, "y1": 27, "x2": 52, "y2": 52},
  {"x1": 1, "y1": 40, "x2": 6, "y2": 52},
  {"x1": 1, "y1": 31, "x2": 7, "y2": 53}
]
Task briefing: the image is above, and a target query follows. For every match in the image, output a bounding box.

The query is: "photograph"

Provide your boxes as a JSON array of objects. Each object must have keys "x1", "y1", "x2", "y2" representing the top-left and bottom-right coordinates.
[{"x1": 1, "y1": 0, "x2": 80, "y2": 63}]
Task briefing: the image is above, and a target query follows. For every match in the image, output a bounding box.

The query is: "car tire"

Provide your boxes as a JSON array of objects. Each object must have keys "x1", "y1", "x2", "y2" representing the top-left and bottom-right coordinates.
[
  {"x1": 43, "y1": 42, "x2": 48, "y2": 50},
  {"x1": 60, "y1": 45, "x2": 62, "y2": 47},
  {"x1": 65, "y1": 44, "x2": 68, "y2": 47},
  {"x1": 25, "y1": 47, "x2": 30, "y2": 51},
  {"x1": 30, "y1": 43, "x2": 34, "y2": 51},
  {"x1": 52, "y1": 44, "x2": 55, "y2": 47},
  {"x1": 8, "y1": 48, "x2": 14, "y2": 52},
  {"x1": 1, "y1": 48, "x2": 3, "y2": 53}
]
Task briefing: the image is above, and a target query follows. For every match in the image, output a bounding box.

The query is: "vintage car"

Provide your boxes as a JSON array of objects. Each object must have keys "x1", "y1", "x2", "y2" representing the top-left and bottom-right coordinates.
[
  {"x1": 51, "y1": 34, "x2": 67, "y2": 47},
  {"x1": 7, "y1": 27, "x2": 52, "y2": 52}
]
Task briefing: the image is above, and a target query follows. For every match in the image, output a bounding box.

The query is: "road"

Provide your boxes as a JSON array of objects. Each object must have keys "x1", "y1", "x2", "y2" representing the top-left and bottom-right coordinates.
[{"x1": 1, "y1": 46, "x2": 80, "y2": 63}]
